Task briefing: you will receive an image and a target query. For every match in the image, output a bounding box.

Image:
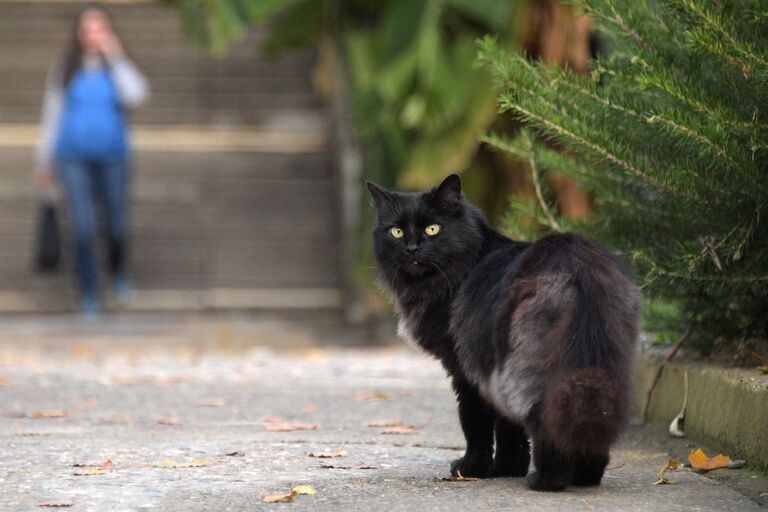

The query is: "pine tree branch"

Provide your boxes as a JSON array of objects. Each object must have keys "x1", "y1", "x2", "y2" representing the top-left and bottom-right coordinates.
[
  {"x1": 505, "y1": 103, "x2": 687, "y2": 196},
  {"x1": 674, "y1": 0, "x2": 768, "y2": 75},
  {"x1": 551, "y1": 77, "x2": 761, "y2": 193}
]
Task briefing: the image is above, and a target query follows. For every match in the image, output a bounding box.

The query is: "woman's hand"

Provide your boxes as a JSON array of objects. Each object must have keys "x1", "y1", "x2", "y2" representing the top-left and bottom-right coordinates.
[
  {"x1": 35, "y1": 170, "x2": 52, "y2": 194},
  {"x1": 96, "y1": 31, "x2": 124, "y2": 59}
]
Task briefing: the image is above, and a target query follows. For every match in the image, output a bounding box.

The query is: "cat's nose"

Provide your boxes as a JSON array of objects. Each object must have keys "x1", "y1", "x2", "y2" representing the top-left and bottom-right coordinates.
[{"x1": 405, "y1": 245, "x2": 419, "y2": 255}]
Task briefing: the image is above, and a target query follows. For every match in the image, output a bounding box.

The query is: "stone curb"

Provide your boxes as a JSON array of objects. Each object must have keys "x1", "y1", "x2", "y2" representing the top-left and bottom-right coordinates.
[{"x1": 634, "y1": 352, "x2": 768, "y2": 471}]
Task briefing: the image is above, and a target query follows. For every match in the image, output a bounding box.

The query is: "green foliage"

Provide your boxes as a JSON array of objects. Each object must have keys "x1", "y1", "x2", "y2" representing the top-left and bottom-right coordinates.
[
  {"x1": 341, "y1": 0, "x2": 523, "y2": 190},
  {"x1": 173, "y1": 0, "x2": 305, "y2": 54},
  {"x1": 480, "y1": 0, "x2": 768, "y2": 350},
  {"x1": 172, "y1": 0, "x2": 522, "y2": 190},
  {"x1": 170, "y1": 0, "x2": 524, "y2": 297}
]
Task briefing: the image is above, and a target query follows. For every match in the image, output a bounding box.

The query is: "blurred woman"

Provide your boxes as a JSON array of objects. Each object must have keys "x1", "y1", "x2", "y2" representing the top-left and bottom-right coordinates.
[{"x1": 35, "y1": 4, "x2": 149, "y2": 314}]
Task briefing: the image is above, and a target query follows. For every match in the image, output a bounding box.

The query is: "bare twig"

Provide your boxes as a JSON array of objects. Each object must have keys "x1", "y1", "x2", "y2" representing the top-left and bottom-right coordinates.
[
  {"x1": 643, "y1": 297, "x2": 701, "y2": 422},
  {"x1": 523, "y1": 133, "x2": 561, "y2": 232}
]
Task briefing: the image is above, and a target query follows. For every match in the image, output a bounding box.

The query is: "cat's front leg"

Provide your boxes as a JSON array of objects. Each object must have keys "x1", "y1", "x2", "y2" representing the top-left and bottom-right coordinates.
[
  {"x1": 493, "y1": 417, "x2": 530, "y2": 477},
  {"x1": 450, "y1": 376, "x2": 495, "y2": 478}
]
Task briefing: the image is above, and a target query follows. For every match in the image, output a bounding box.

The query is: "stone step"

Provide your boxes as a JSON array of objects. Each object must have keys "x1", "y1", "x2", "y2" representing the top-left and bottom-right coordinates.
[
  {"x1": 0, "y1": 0, "x2": 342, "y2": 310},
  {"x1": 0, "y1": 146, "x2": 332, "y2": 180},
  {"x1": 1, "y1": 73, "x2": 315, "y2": 95},
  {"x1": 0, "y1": 107, "x2": 326, "y2": 126},
  {"x1": 0, "y1": 90, "x2": 322, "y2": 112}
]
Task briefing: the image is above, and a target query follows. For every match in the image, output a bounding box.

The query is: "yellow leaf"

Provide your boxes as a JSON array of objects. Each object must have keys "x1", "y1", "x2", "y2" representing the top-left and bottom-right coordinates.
[
  {"x1": 307, "y1": 450, "x2": 346, "y2": 458},
  {"x1": 264, "y1": 422, "x2": 319, "y2": 432},
  {"x1": 151, "y1": 459, "x2": 210, "y2": 468},
  {"x1": 653, "y1": 457, "x2": 680, "y2": 485},
  {"x1": 365, "y1": 420, "x2": 414, "y2": 428},
  {"x1": 73, "y1": 467, "x2": 110, "y2": 476},
  {"x1": 688, "y1": 449, "x2": 731, "y2": 471},
  {"x1": 437, "y1": 470, "x2": 478, "y2": 482},
  {"x1": 291, "y1": 485, "x2": 316, "y2": 496}
]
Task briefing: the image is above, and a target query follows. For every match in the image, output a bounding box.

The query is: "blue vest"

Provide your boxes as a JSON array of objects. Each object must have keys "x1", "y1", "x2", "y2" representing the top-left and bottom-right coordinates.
[{"x1": 55, "y1": 68, "x2": 128, "y2": 162}]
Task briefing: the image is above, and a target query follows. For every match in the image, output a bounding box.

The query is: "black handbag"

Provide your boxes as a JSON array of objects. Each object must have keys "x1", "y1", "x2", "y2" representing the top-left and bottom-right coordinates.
[{"x1": 34, "y1": 201, "x2": 61, "y2": 272}]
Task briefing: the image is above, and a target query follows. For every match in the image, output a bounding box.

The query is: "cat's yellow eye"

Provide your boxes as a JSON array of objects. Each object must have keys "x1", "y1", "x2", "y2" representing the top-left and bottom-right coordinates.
[
  {"x1": 425, "y1": 224, "x2": 441, "y2": 236},
  {"x1": 390, "y1": 227, "x2": 404, "y2": 238}
]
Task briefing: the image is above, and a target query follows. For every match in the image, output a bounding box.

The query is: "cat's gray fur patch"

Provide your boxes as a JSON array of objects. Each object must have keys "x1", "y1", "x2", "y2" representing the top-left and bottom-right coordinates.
[{"x1": 480, "y1": 273, "x2": 577, "y2": 420}]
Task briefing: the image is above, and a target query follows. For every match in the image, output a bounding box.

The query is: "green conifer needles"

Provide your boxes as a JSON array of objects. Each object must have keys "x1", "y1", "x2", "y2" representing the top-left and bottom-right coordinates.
[{"x1": 479, "y1": 0, "x2": 768, "y2": 348}]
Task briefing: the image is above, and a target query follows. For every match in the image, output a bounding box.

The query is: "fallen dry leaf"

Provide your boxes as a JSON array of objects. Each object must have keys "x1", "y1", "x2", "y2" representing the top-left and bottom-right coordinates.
[
  {"x1": 157, "y1": 416, "x2": 181, "y2": 426},
  {"x1": 379, "y1": 426, "x2": 416, "y2": 435},
  {"x1": 73, "y1": 467, "x2": 111, "y2": 476},
  {"x1": 365, "y1": 420, "x2": 414, "y2": 428},
  {"x1": 307, "y1": 450, "x2": 346, "y2": 458},
  {"x1": 74, "y1": 459, "x2": 112, "y2": 476},
  {"x1": 151, "y1": 459, "x2": 210, "y2": 468},
  {"x1": 756, "y1": 366, "x2": 768, "y2": 375},
  {"x1": 355, "y1": 392, "x2": 392, "y2": 401},
  {"x1": 264, "y1": 422, "x2": 319, "y2": 432},
  {"x1": 30, "y1": 410, "x2": 68, "y2": 419},
  {"x1": 320, "y1": 463, "x2": 377, "y2": 470},
  {"x1": 653, "y1": 457, "x2": 680, "y2": 485},
  {"x1": 688, "y1": 448, "x2": 732, "y2": 471},
  {"x1": 95, "y1": 413, "x2": 134, "y2": 425},
  {"x1": 73, "y1": 459, "x2": 112, "y2": 468},
  {"x1": 437, "y1": 470, "x2": 478, "y2": 482},
  {"x1": 262, "y1": 485, "x2": 316, "y2": 503},
  {"x1": 31, "y1": 399, "x2": 98, "y2": 419},
  {"x1": 196, "y1": 398, "x2": 227, "y2": 407},
  {"x1": 112, "y1": 376, "x2": 138, "y2": 385},
  {"x1": 262, "y1": 491, "x2": 295, "y2": 503},
  {"x1": 38, "y1": 500, "x2": 74, "y2": 508}
]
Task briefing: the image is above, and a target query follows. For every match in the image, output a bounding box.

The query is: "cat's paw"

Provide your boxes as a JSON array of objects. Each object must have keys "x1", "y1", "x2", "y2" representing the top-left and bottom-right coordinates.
[
  {"x1": 492, "y1": 459, "x2": 529, "y2": 478},
  {"x1": 450, "y1": 455, "x2": 494, "y2": 478},
  {"x1": 570, "y1": 473, "x2": 603, "y2": 487},
  {"x1": 526, "y1": 471, "x2": 568, "y2": 492}
]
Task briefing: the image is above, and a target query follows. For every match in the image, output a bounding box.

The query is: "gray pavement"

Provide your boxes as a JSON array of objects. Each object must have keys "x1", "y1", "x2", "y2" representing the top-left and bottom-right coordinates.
[{"x1": 0, "y1": 315, "x2": 765, "y2": 511}]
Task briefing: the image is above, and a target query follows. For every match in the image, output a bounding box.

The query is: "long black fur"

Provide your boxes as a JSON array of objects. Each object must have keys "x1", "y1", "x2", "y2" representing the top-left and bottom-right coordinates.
[{"x1": 367, "y1": 174, "x2": 640, "y2": 492}]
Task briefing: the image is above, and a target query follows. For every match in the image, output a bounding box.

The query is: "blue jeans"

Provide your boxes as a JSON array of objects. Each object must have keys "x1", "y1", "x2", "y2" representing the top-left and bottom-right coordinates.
[{"x1": 56, "y1": 159, "x2": 130, "y2": 300}]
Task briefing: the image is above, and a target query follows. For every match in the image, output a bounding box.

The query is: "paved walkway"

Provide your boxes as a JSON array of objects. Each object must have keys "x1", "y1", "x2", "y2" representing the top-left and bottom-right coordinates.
[{"x1": 0, "y1": 315, "x2": 765, "y2": 511}]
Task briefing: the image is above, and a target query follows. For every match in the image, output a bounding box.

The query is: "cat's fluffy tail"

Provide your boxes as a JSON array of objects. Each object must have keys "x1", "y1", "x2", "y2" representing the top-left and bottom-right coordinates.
[{"x1": 542, "y1": 367, "x2": 628, "y2": 453}]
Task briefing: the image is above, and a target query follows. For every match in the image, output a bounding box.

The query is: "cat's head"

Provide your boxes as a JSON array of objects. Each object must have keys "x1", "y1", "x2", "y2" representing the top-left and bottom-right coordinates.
[{"x1": 366, "y1": 174, "x2": 485, "y2": 290}]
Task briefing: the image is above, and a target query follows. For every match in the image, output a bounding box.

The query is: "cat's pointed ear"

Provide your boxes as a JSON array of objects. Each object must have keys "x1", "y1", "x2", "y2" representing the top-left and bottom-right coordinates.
[
  {"x1": 431, "y1": 174, "x2": 463, "y2": 208},
  {"x1": 366, "y1": 181, "x2": 395, "y2": 211}
]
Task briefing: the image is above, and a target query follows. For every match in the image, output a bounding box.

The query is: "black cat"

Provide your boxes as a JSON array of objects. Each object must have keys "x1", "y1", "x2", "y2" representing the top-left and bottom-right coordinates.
[{"x1": 367, "y1": 174, "x2": 639, "y2": 492}]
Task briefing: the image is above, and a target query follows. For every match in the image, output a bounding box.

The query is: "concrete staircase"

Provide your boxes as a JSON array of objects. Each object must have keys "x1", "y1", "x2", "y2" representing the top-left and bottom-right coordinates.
[{"x1": 0, "y1": 1, "x2": 343, "y2": 312}]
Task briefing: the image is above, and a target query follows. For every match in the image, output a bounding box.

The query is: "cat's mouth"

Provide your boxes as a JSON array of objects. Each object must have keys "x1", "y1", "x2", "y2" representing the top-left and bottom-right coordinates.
[{"x1": 401, "y1": 259, "x2": 435, "y2": 277}]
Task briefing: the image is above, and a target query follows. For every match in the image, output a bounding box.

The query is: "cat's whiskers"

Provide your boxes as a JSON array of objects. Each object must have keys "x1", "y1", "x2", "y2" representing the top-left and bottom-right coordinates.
[{"x1": 429, "y1": 261, "x2": 455, "y2": 293}]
